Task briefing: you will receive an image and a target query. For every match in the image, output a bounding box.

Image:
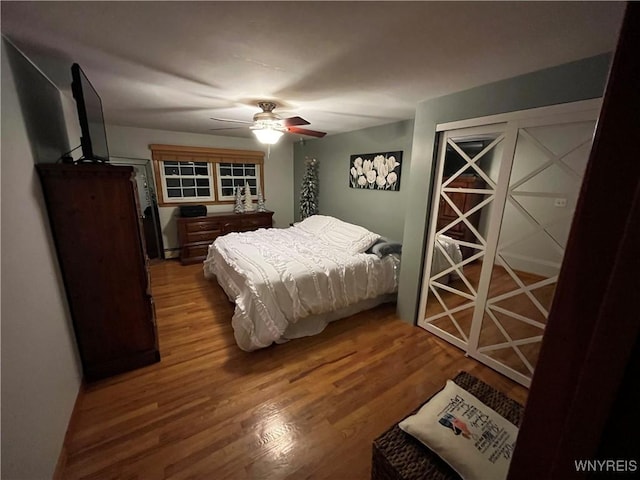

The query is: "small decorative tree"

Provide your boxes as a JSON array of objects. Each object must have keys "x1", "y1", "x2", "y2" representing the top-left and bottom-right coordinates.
[
  {"x1": 234, "y1": 186, "x2": 244, "y2": 213},
  {"x1": 243, "y1": 183, "x2": 255, "y2": 212},
  {"x1": 256, "y1": 185, "x2": 266, "y2": 212},
  {"x1": 300, "y1": 157, "x2": 319, "y2": 219}
]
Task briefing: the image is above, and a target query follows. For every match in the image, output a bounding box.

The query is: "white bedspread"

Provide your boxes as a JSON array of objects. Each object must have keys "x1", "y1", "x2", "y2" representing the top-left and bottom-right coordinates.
[
  {"x1": 203, "y1": 226, "x2": 400, "y2": 351},
  {"x1": 431, "y1": 234, "x2": 463, "y2": 282}
]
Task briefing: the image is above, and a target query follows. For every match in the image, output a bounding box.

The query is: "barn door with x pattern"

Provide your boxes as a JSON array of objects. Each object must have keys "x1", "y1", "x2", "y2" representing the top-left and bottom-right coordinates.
[
  {"x1": 418, "y1": 102, "x2": 599, "y2": 387},
  {"x1": 418, "y1": 123, "x2": 514, "y2": 352},
  {"x1": 468, "y1": 113, "x2": 597, "y2": 386}
]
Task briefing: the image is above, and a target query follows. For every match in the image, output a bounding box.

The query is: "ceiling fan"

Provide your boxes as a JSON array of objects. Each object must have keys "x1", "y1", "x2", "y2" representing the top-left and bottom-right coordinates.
[{"x1": 210, "y1": 101, "x2": 326, "y2": 144}]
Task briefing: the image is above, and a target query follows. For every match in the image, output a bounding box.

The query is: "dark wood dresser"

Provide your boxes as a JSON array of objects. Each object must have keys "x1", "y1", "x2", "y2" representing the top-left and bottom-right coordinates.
[
  {"x1": 37, "y1": 163, "x2": 160, "y2": 381},
  {"x1": 177, "y1": 210, "x2": 274, "y2": 265},
  {"x1": 437, "y1": 175, "x2": 485, "y2": 258}
]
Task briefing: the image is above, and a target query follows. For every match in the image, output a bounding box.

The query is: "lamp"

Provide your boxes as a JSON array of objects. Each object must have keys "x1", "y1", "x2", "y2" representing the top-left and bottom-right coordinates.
[{"x1": 251, "y1": 126, "x2": 284, "y2": 145}]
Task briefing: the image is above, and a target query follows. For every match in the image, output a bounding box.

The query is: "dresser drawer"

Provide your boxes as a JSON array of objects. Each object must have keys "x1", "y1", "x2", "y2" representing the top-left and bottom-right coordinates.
[
  {"x1": 233, "y1": 225, "x2": 260, "y2": 233},
  {"x1": 251, "y1": 217, "x2": 271, "y2": 227},
  {"x1": 178, "y1": 211, "x2": 273, "y2": 265},
  {"x1": 224, "y1": 217, "x2": 271, "y2": 233},
  {"x1": 184, "y1": 229, "x2": 221, "y2": 244},
  {"x1": 181, "y1": 244, "x2": 210, "y2": 264},
  {"x1": 184, "y1": 220, "x2": 223, "y2": 233}
]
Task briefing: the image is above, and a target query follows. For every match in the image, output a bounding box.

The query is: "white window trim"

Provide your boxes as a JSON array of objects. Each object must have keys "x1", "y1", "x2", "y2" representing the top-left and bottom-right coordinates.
[
  {"x1": 160, "y1": 160, "x2": 215, "y2": 203},
  {"x1": 216, "y1": 163, "x2": 261, "y2": 201}
]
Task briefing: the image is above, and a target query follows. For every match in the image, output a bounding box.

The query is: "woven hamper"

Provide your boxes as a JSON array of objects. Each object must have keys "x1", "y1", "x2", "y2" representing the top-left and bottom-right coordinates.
[{"x1": 371, "y1": 371, "x2": 524, "y2": 480}]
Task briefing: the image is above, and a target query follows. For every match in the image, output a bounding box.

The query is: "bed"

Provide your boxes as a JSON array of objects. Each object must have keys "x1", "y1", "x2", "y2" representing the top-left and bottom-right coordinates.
[
  {"x1": 203, "y1": 215, "x2": 400, "y2": 351},
  {"x1": 431, "y1": 234, "x2": 463, "y2": 283}
]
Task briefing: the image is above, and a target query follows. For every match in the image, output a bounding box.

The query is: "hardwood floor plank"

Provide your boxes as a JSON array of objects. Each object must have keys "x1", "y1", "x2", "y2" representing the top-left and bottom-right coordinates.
[{"x1": 59, "y1": 259, "x2": 528, "y2": 479}]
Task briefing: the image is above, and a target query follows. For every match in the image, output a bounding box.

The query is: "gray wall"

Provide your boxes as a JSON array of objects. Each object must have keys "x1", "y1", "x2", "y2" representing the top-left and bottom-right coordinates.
[
  {"x1": 397, "y1": 53, "x2": 613, "y2": 324},
  {"x1": 294, "y1": 119, "x2": 414, "y2": 241},
  {"x1": 107, "y1": 125, "x2": 295, "y2": 257},
  {"x1": 1, "y1": 39, "x2": 82, "y2": 479}
]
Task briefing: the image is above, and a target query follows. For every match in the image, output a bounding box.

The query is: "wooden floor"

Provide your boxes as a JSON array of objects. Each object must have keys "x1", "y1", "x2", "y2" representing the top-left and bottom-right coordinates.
[
  {"x1": 425, "y1": 262, "x2": 555, "y2": 376},
  {"x1": 58, "y1": 260, "x2": 528, "y2": 480}
]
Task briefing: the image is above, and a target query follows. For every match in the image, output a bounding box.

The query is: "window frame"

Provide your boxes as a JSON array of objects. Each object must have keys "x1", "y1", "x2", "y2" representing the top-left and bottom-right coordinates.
[
  {"x1": 216, "y1": 162, "x2": 261, "y2": 201},
  {"x1": 161, "y1": 160, "x2": 215, "y2": 203},
  {"x1": 149, "y1": 144, "x2": 265, "y2": 207}
]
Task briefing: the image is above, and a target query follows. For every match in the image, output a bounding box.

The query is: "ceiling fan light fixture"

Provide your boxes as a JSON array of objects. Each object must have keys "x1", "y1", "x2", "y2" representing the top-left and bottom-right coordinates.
[
  {"x1": 213, "y1": 101, "x2": 325, "y2": 142},
  {"x1": 252, "y1": 126, "x2": 284, "y2": 144}
]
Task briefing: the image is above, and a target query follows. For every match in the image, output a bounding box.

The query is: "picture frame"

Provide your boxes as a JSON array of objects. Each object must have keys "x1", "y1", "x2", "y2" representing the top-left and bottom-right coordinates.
[{"x1": 349, "y1": 151, "x2": 402, "y2": 191}]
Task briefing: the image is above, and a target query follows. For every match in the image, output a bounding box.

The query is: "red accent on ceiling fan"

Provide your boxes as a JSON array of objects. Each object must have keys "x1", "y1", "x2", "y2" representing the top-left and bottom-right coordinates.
[
  {"x1": 282, "y1": 116, "x2": 310, "y2": 127},
  {"x1": 287, "y1": 126, "x2": 327, "y2": 138}
]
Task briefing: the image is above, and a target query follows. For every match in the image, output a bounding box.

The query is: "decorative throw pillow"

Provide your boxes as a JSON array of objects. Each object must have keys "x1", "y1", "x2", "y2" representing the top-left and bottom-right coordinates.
[
  {"x1": 371, "y1": 241, "x2": 402, "y2": 257},
  {"x1": 295, "y1": 215, "x2": 380, "y2": 254},
  {"x1": 294, "y1": 215, "x2": 335, "y2": 234},
  {"x1": 398, "y1": 380, "x2": 519, "y2": 480}
]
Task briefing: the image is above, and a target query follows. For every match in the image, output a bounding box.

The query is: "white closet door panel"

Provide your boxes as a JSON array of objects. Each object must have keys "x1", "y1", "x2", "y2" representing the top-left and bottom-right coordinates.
[
  {"x1": 419, "y1": 124, "x2": 510, "y2": 347},
  {"x1": 474, "y1": 118, "x2": 596, "y2": 385},
  {"x1": 418, "y1": 103, "x2": 599, "y2": 388}
]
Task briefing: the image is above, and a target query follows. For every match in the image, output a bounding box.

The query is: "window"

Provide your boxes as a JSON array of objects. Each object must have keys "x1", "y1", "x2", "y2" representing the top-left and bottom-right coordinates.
[
  {"x1": 162, "y1": 161, "x2": 213, "y2": 202},
  {"x1": 149, "y1": 144, "x2": 264, "y2": 206},
  {"x1": 217, "y1": 162, "x2": 260, "y2": 201}
]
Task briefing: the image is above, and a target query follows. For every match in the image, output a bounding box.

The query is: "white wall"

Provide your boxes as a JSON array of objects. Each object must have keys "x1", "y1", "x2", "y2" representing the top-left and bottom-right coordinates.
[
  {"x1": 106, "y1": 125, "x2": 295, "y2": 256},
  {"x1": 1, "y1": 39, "x2": 82, "y2": 479}
]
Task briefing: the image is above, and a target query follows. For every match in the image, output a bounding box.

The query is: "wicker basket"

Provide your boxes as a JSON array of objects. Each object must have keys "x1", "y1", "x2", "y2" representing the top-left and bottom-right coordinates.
[{"x1": 371, "y1": 371, "x2": 524, "y2": 480}]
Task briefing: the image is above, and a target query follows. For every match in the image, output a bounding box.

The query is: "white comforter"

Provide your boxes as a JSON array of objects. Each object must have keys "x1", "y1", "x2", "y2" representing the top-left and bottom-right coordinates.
[
  {"x1": 203, "y1": 226, "x2": 400, "y2": 351},
  {"x1": 431, "y1": 235, "x2": 463, "y2": 282}
]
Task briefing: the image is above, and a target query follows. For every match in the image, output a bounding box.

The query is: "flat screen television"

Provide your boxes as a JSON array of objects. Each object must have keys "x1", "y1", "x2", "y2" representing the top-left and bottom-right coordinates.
[{"x1": 71, "y1": 63, "x2": 110, "y2": 162}]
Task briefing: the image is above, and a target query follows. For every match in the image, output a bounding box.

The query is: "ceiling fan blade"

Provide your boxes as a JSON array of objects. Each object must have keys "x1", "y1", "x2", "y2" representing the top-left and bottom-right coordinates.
[
  {"x1": 282, "y1": 116, "x2": 310, "y2": 127},
  {"x1": 287, "y1": 126, "x2": 326, "y2": 138},
  {"x1": 210, "y1": 117, "x2": 253, "y2": 125},
  {"x1": 209, "y1": 126, "x2": 244, "y2": 131}
]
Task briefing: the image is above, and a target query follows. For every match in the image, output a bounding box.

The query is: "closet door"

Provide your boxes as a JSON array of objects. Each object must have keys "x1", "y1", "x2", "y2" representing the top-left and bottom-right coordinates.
[
  {"x1": 418, "y1": 102, "x2": 599, "y2": 387},
  {"x1": 468, "y1": 115, "x2": 597, "y2": 386},
  {"x1": 418, "y1": 123, "x2": 515, "y2": 351}
]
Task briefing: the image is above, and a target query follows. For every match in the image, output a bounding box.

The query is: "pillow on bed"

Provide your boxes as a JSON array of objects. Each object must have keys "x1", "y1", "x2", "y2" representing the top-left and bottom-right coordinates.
[
  {"x1": 294, "y1": 215, "x2": 335, "y2": 234},
  {"x1": 365, "y1": 236, "x2": 389, "y2": 253},
  {"x1": 398, "y1": 380, "x2": 519, "y2": 480},
  {"x1": 295, "y1": 215, "x2": 380, "y2": 254},
  {"x1": 371, "y1": 241, "x2": 402, "y2": 257}
]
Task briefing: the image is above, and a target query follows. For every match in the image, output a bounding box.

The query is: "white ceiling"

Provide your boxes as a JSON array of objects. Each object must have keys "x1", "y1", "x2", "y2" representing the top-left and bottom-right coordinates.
[{"x1": 1, "y1": 1, "x2": 626, "y2": 141}]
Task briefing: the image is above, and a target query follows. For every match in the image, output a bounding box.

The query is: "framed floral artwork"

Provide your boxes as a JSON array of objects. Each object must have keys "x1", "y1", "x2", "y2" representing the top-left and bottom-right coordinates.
[{"x1": 349, "y1": 151, "x2": 402, "y2": 191}]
